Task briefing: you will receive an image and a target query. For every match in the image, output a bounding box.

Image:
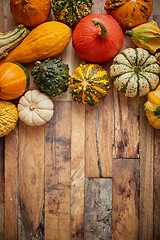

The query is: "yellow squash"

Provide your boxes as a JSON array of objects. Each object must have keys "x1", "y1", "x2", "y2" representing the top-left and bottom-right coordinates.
[
  {"x1": 144, "y1": 85, "x2": 160, "y2": 129},
  {"x1": 0, "y1": 21, "x2": 71, "y2": 64},
  {"x1": 0, "y1": 100, "x2": 18, "y2": 137}
]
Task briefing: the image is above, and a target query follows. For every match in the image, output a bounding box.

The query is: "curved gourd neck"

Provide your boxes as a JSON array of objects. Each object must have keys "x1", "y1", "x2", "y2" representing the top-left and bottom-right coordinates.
[{"x1": 92, "y1": 18, "x2": 108, "y2": 38}]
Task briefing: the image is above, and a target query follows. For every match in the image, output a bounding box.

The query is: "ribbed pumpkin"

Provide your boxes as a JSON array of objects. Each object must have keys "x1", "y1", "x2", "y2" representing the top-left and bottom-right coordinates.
[
  {"x1": 10, "y1": 0, "x2": 51, "y2": 28},
  {"x1": 144, "y1": 85, "x2": 160, "y2": 129},
  {"x1": 18, "y1": 90, "x2": 54, "y2": 126},
  {"x1": 0, "y1": 62, "x2": 29, "y2": 100},
  {"x1": 72, "y1": 14, "x2": 124, "y2": 63},
  {"x1": 69, "y1": 63, "x2": 111, "y2": 106},
  {"x1": 110, "y1": 48, "x2": 160, "y2": 97},
  {"x1": 105, "y1": 0, "x2": 153, "y2": 29},
  {"x1": 0, "y1": 100, "x2": 18, "y2": 137},
  {"x1": 0, "y1": 21, "x2": 71, "y2": 64}
]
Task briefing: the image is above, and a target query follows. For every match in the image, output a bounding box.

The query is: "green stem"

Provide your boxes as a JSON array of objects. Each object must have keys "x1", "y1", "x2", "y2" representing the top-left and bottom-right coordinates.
[{"x1": 92, "y1": 18, "x2": 108, "y2": 38}]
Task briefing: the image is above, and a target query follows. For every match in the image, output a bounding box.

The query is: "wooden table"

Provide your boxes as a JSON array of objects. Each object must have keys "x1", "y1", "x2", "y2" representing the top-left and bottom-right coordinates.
[{"x1": 0, "y1": 0, "x2": 160, "y2": 239}]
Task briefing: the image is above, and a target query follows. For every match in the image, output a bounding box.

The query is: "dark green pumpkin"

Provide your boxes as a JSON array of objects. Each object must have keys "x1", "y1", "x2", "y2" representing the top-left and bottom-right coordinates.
[
  {"x1": 51, "y1": 0, "x2": 93, "y2": 27},
  {"x1": 69, "y1": 63, "x2": 111, "y2": 106},
  {"x1": 31, "y1": 58, "x2": 69, "y2": 97}
]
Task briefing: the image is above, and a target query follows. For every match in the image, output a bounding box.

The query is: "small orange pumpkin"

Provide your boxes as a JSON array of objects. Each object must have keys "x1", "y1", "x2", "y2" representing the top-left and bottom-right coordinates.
[
  {"x1": 0, "y1": 62, "x2": 29, "y2": 100},
  {"x1": 104, "y1": 0, "x2": 153, "y2": 29},
  {"x1": 10, "y1": 0, "x2": 51, "y2": 28}
]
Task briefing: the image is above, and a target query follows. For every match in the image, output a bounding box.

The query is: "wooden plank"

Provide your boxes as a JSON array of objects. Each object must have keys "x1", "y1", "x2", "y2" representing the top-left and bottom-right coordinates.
[
  {"x1": 0, "y1": 138, "x2": 4, "y2": 240},
  {"x1": 153, "y1": 5, "x2": 160, "y2": 240},
  {"x1": 139, "y1": 98, "x2": 154, "y2": 240},
  {"x1": 112, "y1": 159, "x2": 139, "y2": 240},
  {"x1": 113, "y1": 90, "x2": 139, "y2": 159},
  {"x1": 85, "y1": 0, "x2": 113, "y2": 179},
  {"x1": 4, "y1": 127, "x2": 18, "y2": 240},
  {"x1": 18, "y1": 123, "x2": 45, "y2": 239},
  {"x1": 84, "y1": 178, "x2": 112, "y2": 240},
  {"x1": 85, "y1": 91, "x2": 114, "y2": 178},
  {"x1": 71, "y1": 102, "x2": 85, "y2": 239},
  {"x1": 154, "y1": 130, "x2": 160, "y2": 240},
  {"x1": 45, "y1": 102, "x2": 72, "y2": 240}
]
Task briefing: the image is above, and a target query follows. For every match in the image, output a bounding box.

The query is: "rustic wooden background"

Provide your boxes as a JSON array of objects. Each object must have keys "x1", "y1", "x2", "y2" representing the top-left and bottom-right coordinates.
[{"x1": 0, "y1": 0, "x2": 160, "y2": 239}]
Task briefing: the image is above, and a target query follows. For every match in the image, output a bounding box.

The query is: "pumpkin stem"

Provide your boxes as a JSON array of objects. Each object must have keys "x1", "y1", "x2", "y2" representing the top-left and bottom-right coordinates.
[
  {"x1": 29, "y1": 104, "x2": 36, "y2": 111},
  {"x1": 21, "y1": 0, "x2": 28, "y2": 4},
  {"x1": 92, "y1": 18, "x2": 108, "y2": 38}
]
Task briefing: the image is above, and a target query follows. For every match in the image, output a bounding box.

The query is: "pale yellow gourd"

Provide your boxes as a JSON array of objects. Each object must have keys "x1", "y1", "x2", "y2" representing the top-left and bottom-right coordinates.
[
  {"x1": 18, "y1": 90, "x2": 54, "y2": 126},
  {"x1": 0, "y1": 100, "x2": 18, "y2": 137}
]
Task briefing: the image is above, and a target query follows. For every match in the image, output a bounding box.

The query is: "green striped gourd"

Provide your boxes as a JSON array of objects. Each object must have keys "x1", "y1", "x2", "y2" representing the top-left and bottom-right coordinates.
[
  {"x1": 0, "y1": 25, "x2": 30, "y2": 59},
  {"x1": 69, "y1": 63, "x2": 111, "y2": 106},
  {"x1": 110, "y1": 48, "x2": 160, "y2": 97}
]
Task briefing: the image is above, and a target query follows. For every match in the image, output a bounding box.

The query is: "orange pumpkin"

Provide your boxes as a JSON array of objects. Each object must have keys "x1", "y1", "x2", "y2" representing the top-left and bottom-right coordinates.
[
  {"x1": 10, "y1": 0, "x2": 51, "y2": 28},
  {"x1": 0, "y1": 62, "x2": 29, "y2": 100},
  {"x1": 104, "y1": 0, "x2": 153, "y2": 29}
]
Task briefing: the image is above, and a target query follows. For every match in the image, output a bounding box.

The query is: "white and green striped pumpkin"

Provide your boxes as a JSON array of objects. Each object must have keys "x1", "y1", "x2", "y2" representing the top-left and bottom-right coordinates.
[
  {"x1": 0, "y1": 25, "x2": 29, "y2": 59},
  {"x1": 110, "y1": 48, "x2": 160, "y2": 97}
]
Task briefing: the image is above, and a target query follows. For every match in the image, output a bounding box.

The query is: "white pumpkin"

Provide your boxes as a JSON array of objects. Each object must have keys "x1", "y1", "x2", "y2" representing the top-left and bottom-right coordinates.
[
  {"x1": 18, "y1": 90, "x2": 54, "y2": 126},
  {"x1": 110, "y1": 48, "x2": 160, "y2": 97}
]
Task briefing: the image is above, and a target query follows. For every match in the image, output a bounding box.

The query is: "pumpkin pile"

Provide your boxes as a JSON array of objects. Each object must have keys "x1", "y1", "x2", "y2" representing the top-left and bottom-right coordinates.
[{"x1": 0, "y1": 0, "x2": 160, "y2": 138}]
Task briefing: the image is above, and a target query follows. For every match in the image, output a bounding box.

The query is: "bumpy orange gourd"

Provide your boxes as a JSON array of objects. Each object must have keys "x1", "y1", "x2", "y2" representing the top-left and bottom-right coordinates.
[
  {"x1": 0, "y1": 21, "x2": 71, "y2": 64},
  {"x1": 104, "y1": 0, "x2": 153, "y2": 29},
  {"x1": 10, "y1": 0, "x2": 51, "y2": 28},
  {"x1": 0, "y1": 62, "x2": 29, "y2": 100}
]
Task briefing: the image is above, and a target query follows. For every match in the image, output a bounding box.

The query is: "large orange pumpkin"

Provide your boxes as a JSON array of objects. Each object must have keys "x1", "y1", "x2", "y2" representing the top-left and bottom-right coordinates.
[
  {"x1": 10, "y1": 0, "x2": 51, "y2": 28},
  {"x1": 104, "y1": 0, "x2": 153, "y2": 29},
  {"x1": 72, "y1": 14, "x2": 124, "y2": 63},
  {"x1": 0, "y1": 62, "x2": 29, "y2": 100}
]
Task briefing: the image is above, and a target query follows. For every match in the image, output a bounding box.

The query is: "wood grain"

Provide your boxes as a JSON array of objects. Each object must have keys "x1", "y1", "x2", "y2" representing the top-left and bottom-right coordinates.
[
  {"x1": 112, "y1": 159, "x2": 139, "y2": 240},
  {"x1": 84, "y1": 178, "x2": 112, "y2": 240},
  {"x1": 153, "y1": 9, "x2": 160, "y2": 240},
  {"x1": 18, "y1": 122, "x2": 45, "y2": 240},
  {"x1": 71, "y1": 102, "x2": 85, "y2": 240},
  {"x1": 139, "y1": 98, "x2": 154, "y2": 240},
  {"x1": 113, "y1": 90, "x2": 139, "y2": 159},
  {"x1": 0, "y1": 138, "x2": 4, "y2": 240},
  {"x1": 5, "y1": 127, "x2": 18, "y2": 240},
  {"x1": 154, "y1": 130, "x2": 160, "y2": 240},
  {"x1": 45, "y1": 102, "x2": 71, "y2": 240},
  {"x1": 85, "y1": 91, "x2": 114, "y2": 178}
]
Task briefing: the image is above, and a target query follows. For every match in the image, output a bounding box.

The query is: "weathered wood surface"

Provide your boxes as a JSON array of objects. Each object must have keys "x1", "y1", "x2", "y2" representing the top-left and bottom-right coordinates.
[
  {"x1": 44, "y1": 102, "x2": 72, "y2": 240},
  {"x1": 0, "y1": 0, "x2": 160, "y2": 240},
  {"x1": 112, "y1": 159, "x2": 139, "y2": 240},
  {"x1": 84, "y1": 178, "x2": 112, "y2": 240},
  {"x1": 139, "y1": 98, "x2": 154, "y2": 240},
  {"x1": 0, "y1": 138, "x2": 4, "y2": 240},
  {"x1": 5, "y1": 128, "x2": 18, "y2": 240},
  {"x1": 154, "y1": 130, "x2": 160, "y2": 240}
]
